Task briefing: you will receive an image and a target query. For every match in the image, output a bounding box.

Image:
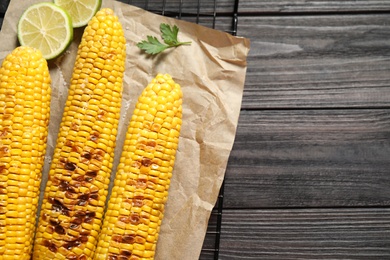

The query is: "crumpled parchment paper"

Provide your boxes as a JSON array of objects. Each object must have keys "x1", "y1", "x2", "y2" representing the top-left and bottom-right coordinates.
[{"x1": 0, "y1": 0, "x2": 250, "y2": 259}]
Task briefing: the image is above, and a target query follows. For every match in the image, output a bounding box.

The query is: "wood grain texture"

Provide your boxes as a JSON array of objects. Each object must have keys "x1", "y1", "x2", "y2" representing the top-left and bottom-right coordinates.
[
  {"x1": 224, "y1": 109, "x2": 390, "y2": 208},
  {"x1": 239, "y1": 15, "x2": 390, "y2": 109},
  {"x1": 219, "y1": 208, "x2": 390, "y2": 259},
  {"x1": 199, "y1": 210, "x2": 221, "y2": 259},
  {"x1": 239, "y1": 0, "x2": 390, "y2": 13}
]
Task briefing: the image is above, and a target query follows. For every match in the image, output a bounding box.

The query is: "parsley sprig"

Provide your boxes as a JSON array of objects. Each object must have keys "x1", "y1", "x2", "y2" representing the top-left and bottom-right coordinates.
[{"x1": 137, "y1": 23, "x2": 191, "y2": 55}]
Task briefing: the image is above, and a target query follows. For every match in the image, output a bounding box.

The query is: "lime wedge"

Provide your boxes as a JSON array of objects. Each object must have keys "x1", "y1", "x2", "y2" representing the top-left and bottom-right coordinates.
[
  {"x1": 17, "y1": 2, "x2": 73, "y2": 60},
  {"x1": 54, "y1": 0, "x2": 102, "y2": 28}
]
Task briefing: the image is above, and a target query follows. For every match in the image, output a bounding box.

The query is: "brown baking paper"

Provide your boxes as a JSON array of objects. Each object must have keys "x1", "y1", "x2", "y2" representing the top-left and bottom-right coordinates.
[{"x1": 0, "y1": 0, "x2": 250, "y2": 259}]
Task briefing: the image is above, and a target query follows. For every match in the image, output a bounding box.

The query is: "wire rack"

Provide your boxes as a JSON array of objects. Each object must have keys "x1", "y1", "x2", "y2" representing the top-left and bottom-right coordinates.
[
  {"x1": 0, "y1": 0, "x2": 239, "y2": 259},
  {"x1": 118, "y1": 0, "x2": 238, "y2": 36},
  {"x1": 116, "y1": 1, "x2": 239, "y2": 259},
  {"x1": 116, "y1": 1, "x2": 238, "y2": 259}
]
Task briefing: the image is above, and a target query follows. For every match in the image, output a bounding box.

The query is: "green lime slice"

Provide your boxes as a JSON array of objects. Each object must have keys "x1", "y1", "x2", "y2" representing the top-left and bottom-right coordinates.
[
  {"x1": 54, "y1": 0, "x2": 102, "y2": 28},
  {"x1": 17, "y1": 2, "x2": 73, "y2": 60}
]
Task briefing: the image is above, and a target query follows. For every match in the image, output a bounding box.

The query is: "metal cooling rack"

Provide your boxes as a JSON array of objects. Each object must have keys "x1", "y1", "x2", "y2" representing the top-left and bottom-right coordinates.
[
  {"x1": 117, "y1": 1, "x2": 239, "y2": 259},
  {"x1": 118, "y1": 0, "x2": 238, "y2": 36},
  {"x1": 116, "y1": 1, "x2": 239, "y2": 259}
]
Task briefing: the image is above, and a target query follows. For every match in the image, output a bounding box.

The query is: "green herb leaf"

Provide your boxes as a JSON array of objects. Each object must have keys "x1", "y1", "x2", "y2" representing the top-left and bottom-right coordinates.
[
  {"x1": 137, "y1": 23, "x2": 191, "y2": 55},
  {"x1": 160, "y1": 23, "x2": 179, "y2": 45},
  {"x1": 136, "y1": 36, "x2": 168, "y2": 55}
]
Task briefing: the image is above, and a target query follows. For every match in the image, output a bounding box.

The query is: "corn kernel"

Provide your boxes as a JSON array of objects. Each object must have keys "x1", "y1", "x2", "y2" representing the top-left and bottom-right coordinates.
[
  {"x1": 94, "y1": 73, "x2": 182, "y2": 259},
  {"x1": 32, "y1": 8, "x2": 125, "y2": 260},
  {"x1": 0, "y1": 47, "x2": 50, "y2": 258}
]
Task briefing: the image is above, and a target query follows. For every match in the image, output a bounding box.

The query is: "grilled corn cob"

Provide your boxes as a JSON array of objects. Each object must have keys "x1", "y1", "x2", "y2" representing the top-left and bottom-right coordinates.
[
  {"x1": 93, "y1": 73, "x2": 183, "y2": 260},
  {"x1": 33, "y1": 8, "x2": 126, "y2": 259},
  {"x1": 0, "y1": 46, "x2": 51, "y2": 259}
]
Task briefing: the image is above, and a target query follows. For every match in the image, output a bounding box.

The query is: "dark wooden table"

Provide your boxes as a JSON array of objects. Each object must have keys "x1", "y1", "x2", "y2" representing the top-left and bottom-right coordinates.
[
  {"x1": 1, "y1": 0, "x2": 390, "y2": 259},
  {"x1": 209, "y1": 1, "x2": 390, "y2": 259}
]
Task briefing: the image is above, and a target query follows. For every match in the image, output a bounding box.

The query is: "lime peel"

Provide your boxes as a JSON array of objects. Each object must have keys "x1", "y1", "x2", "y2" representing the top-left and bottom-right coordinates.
[
  {"x1": 17, "y1": 2, "x2": 73, "y2": 60},
  {"x1": 54, "y1": 0, "x2": 102, "y2": 28}
]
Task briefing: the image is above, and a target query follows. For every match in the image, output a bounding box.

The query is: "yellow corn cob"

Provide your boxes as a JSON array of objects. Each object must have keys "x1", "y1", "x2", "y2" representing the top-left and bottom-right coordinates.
[
  {"x1": 33, "y1": 8, "x2": 126, "y2": 260},
  {"x1": 0, "y1": 46, "x2": 51, "y2": 259},
  {"x1": 93, "y1": 73, "x2": 183, "y2": 260}
]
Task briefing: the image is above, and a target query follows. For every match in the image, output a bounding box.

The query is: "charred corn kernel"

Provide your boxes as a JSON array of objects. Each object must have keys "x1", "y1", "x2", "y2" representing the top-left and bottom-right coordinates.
[
  {"x1": 94, "y1": 73, "x2": 182, "y2": 260},
  {"x1": 0, "y1": 46, "x2": 51, "y2": 260},
  {"x1": 33, "y1": 8, "x2": 126, "y2": 260}
]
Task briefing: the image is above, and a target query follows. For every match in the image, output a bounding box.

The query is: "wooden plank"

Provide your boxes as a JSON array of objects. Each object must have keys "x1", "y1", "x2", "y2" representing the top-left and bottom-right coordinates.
[
  {"x1": 239, "y1": 0, "x2": 390, "y2": 13},
  {"x1": 224, "y1": 109, "x2": 390, "y2": 208},
  {"x1": 219, "y1": 208, "x2": 390, "y2": 259},
  {"x1": 199, "y1": 210, "x2": 220, "y2": 259},
  {"x1": 238, "y1": 15, "x2": 390, "y2": 109}
]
